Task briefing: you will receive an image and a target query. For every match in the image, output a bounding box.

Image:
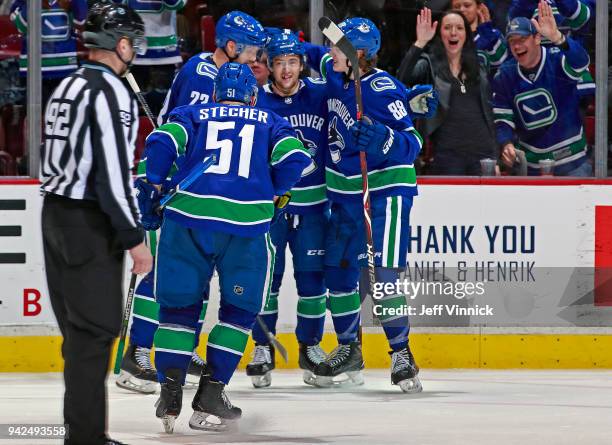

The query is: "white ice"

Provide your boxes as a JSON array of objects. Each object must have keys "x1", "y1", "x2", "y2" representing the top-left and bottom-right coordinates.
[{"x1": 1, "y1": 370, "x2": 611, "y2": 445}]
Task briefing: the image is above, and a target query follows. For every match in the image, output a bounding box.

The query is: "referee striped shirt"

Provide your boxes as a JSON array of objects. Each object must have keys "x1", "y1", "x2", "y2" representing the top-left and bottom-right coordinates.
[{"x1": 41, "y1": 61, "x2": 144, "y2": 249}]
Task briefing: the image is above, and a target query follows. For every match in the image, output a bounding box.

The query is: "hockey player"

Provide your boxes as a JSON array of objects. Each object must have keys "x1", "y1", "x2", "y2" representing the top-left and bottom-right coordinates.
[
  {"x1": 493, "y1": 2, "x2": 592, "y2": 176},
  {"x1": 138, "y1": 62, "x2": 310, "y2": 432},
  {"x1": 245, "y1": 31, "x2": 330, "y2": 388},
  {"x1": 117, "y1": 10, "x2": 267, "y2": 393},
  {"x1": 157, "y1": 10, "x2": 267, "y2": 124},
  {"x1": 303, "y1": 18, "x2": 423, "y2": 392}
]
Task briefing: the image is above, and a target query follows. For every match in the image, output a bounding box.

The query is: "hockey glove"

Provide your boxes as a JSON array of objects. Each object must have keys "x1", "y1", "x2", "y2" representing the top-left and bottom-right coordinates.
[
  {"x1": 272, "y1": 191, "x2": 292, "y2": 225},
  {"x1": 134, "y1": 178, "x2": 163, "y2": 231},
  {"x1": 406, "y1": 85, "x2": 439, "y2": 119},
  {"x1": 350, "y1": 116, "x2": 397, "y2": 158}
]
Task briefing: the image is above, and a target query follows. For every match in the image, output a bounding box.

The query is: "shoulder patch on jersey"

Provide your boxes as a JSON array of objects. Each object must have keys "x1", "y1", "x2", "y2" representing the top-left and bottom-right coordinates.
[
  {"x1": 370, "y1": 76, "x2": 396, "y2": 93},
  {"x1": 307, "y1": 76, "x2": 327, "y2": 85},
  {"x1": 196, "y1": 61, "x2": 218, "y2": 80}
]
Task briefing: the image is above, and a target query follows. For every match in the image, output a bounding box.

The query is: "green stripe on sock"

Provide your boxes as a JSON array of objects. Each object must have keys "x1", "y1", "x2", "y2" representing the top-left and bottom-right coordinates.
[
  {"x1": 208, "y1": 323, "x2": 249, "y2": 355},
  {"x1": 263, "y1": 293, "x2": 278, "y2": 313},
  {"x1": 375, "y1": 295, "x2": 407, "y2": 322},
  {"x1": 154, "y1": 326, "x2": 195, "y2": 354},
  {"x1": 329, "y1": 292, "x2": 361, "y2": 316},
  {"x1": 133, "y1": 295, "x2": 159, "y2": 321},
  {"x1": 297, "y1": 295, "x2": 326, "y2": 317},
  {"x1": 386, "y1": 196, "x2": 398, "y2": 267}
]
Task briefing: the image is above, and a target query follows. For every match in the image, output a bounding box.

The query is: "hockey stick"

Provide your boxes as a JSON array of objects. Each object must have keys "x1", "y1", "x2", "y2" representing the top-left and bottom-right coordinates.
[
  {"x1": 318, "y1": 17, "x2": 376, "y2": 305},
  {"x1": 114, "y1": 155, "x2": 217, "y2": 374},
  {"x1": 125, "y1": 72, "x2": 157, "y2": 128},
  {"x1": 257, "y1": 315, "x2": 289, "y2": 363}
]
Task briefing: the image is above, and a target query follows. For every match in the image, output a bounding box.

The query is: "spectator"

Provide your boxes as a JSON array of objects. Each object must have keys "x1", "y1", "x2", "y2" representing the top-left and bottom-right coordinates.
[
  {"x1": 508, "y1": 0, "x2": 594, "y2": 46},
  {"x1": 397, "y1": 8, "x2": 497, "y2": 175},
  {"x1": 492, "y1": 3, "x2": 592, "y2": 176},
  {"x1": 122, "y1": 0, "x2": 187, "y2": 95},
  {"x1": 450, "y1": 0, "x2": 509, "y2": 71},
  {"x1": 251, "y1": 48, "x2": 271, "y2": 86},
  {"x1": 10, "y1": 0, "x2": 88, "y2": 107}
]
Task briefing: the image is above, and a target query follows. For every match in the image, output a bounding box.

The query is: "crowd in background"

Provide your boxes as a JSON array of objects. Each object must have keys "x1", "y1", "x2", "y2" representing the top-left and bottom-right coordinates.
[{"x1": 0, "y1": 0, "x2": 608, "y2": 177}]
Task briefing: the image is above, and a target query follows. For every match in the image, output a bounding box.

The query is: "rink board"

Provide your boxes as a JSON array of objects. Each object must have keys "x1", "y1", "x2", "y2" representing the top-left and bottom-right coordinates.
[{"x1": 2, "y1": 178, "x2": 612, "y2": 370}]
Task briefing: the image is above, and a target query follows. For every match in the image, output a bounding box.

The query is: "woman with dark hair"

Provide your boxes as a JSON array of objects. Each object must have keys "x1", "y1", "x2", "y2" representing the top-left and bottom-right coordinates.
[{"x1": 397, "y1": 8, "x2": 497, "y2": 175}]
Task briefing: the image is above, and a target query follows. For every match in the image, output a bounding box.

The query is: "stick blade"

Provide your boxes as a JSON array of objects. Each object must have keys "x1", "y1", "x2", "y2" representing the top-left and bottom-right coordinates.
[{"x1": 317, "y1": 16, "x2": 360, "y2": 75}]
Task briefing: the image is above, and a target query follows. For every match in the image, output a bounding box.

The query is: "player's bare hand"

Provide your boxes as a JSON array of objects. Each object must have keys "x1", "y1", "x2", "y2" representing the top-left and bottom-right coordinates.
[
  {"x1": 501, "y1": 143, "x2": 517, "y2": 167},
  {"x1": 532, "y1": 0, "x2": 562, "y2": 44},
  {"x1": 129, "y1": 242, "x2": 153, "y2": 275},
  {"x1": 477, "y1": 3, "x2": 491, "y2": 25},
  {"x1": 415, "y1": 7, "x2": 438, "y2": 48}
]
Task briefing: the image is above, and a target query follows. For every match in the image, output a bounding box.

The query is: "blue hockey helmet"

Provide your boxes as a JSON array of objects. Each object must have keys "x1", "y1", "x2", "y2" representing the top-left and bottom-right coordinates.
[
  {"x1": 214, "y1": 62, "x2": 258, "y2": 105},
  {"x1": 337, "y1": 17, "x2": 380, "y2": 59},
  {"x1": 215, "y1": 11, "x2": 267, "y2": 53},
  {"x1": 265, "y1": 31, "x2": 304, "y2": 68}
]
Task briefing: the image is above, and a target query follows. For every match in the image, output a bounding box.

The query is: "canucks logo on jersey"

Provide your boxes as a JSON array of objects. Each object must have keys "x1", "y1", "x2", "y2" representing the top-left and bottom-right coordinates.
[
  {"x1": 328, "y1": 116, "x2": 345, "y2": 164},
  {"x1": 295, "y1": 129, "x2": 318, "y2": 176}
]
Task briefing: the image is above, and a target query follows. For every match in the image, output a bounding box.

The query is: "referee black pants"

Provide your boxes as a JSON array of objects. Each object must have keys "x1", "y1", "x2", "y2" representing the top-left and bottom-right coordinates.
[{"x1": 42, "y1": 194, "x2": 124, "y2": 445}]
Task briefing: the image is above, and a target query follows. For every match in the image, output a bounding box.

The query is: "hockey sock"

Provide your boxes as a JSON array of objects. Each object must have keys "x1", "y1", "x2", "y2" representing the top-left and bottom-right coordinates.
[
  {"x1": 370, "y1": 267, "x2": 409, "y2": 351},
  {"x1": 154, "y1": 304, "x2": 200, "y2": 383},
  {"x1": 296, "y1": 294, "x2": 326, "y2": 345},
  {"x1": 295, "y1": 271, "x2": 326, "y2": 345},
  {"x1": 129, "y1": 271, "x2": 159, "y2": 348},
  {"x1": 251, "y1": 291, "x2": 278, "y2": 344},
  {"x1": 207, "y1": 303, "x2": 256, "y2": 384},
  {"x1": 329, "y1": 291, "x2": 361, "y2": 344},
  {"x1": 376, "y1": 294, "x2": 409, "y2": 351}
]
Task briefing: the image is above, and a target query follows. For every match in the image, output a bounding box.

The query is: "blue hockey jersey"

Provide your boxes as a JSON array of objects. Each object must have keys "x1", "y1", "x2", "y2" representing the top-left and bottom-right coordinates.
[
  {"x1": 492, "y1": 37, "x2": 590, "y2": 169},
  {"x1": 256, "y1": 78, "x2": 328, "y2": 214},
  {"x1": 304, "y1": 43, "x2": 422, "y2": 204},
  {"x1": 158, "y1": 52, "x2": 217, "y2": 124},
  {"x1": 145, "y1": 103, "x2": 311, "y2": 236},
  {"x1": 10, "y1": 0, "x2": 88, "y2": 78}
]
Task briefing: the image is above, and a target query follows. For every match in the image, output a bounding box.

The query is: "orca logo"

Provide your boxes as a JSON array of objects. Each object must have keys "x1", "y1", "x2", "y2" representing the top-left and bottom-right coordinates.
[
  {"x1": 514, "y1": 88, "x2": 557, "y2": 130},
  {"x1": 295, "y1": 129, "x2": 318, "y2": 176},
  {"x1": 328, "y1": 116, "x2": 345, "y2": 164}
]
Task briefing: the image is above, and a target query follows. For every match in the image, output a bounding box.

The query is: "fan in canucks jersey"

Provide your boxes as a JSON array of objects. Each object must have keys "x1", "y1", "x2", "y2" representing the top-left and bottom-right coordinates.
[
  {"x1": 10, "y1": 0, "x2": 88, "y2": 104},
  {"x1": 138, "y1": 62, "x2": 309, "y2": 431},
  {"x1": 507, "y1": 0, "x2": 595, "y2": 97},
  {"x1": 116, "y1": 10, "x2": 267, "y2": 394},
  {"x1": 493, "y1": 9, "x2": 592, "y2": 176},
  {"x1": 158, "y1": 10, "x2": 266, "y2": 124},
  {"x1": 242, "y1": 31, "x2": 330, "y2": 388},
  {"x1": 303, "y1": 18, "x2": 423, "y2": 393}
]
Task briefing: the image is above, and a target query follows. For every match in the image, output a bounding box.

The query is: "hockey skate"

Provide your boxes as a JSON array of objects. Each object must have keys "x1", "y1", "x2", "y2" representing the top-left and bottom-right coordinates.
[
  {"x1": 390, "y1": 345, "x2": 423, "y2": 394},
  {"x1": 245, "y1": 344, "x2": 275, "y2": 388},
  {"x1": 185, "y1": 350, "x2": 208, "y2": 389},
  {"x1": 313, "y1": 341, "x2": 365, "y2": 387},
  {"x1": 298, "y1": 342, "x2": 327, "y2": 386},
  {"x1": 155, "y1": 368, "x2": 183, "y2": 434},
  {"x1": 116, "y1": 344, "x2": 158, "y2": 394},
  {"x1": 189, "y1": 374, "x2": 241, "y2": 431}
]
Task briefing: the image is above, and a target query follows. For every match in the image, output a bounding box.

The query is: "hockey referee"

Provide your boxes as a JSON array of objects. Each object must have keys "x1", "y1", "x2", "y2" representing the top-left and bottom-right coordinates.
[{"x1": 40, "y1": 4, "x2": 152, "y2": 444}]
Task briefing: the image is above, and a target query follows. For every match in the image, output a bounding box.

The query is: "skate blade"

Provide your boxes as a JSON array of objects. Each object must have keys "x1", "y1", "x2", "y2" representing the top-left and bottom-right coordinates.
[
  {"x1": 250, "y1": 371, "x2": 272, "y2": 388},
  {"x1": 397, "y1": 376, "x2": 423, "y2": 394},
  {"x1": 314, "y1": 370, "x2": 364, "y2": 388},
  {"x1": 302, "y1": 370, "x2": 316, "y2": 386},
  {"x1": 189, "y1": 411, "x2": 238, "y2": 432},
  {"x1": 116, "y1": 371, "x2": 157, "y2": 394}
]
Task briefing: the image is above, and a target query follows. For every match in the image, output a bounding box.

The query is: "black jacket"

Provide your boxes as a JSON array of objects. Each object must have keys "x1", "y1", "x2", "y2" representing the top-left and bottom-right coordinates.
[{"x1": 397, "y1": 45, "x2": 496, "y2": 142}]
